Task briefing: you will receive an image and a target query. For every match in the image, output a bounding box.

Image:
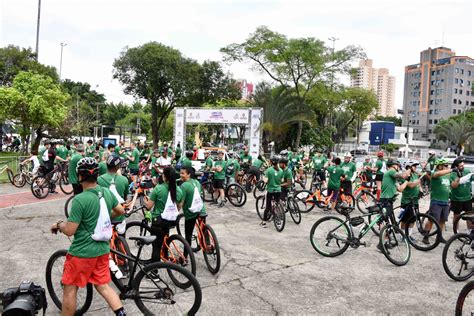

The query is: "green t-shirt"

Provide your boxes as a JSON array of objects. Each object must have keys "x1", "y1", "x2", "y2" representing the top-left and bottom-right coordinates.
[
  {"x1": 151, "y1": 156, "x2": 159, "y2": 177},
  {"x1": 68, "y1": 153, "x2": 83, "y2": 184},
  {"x1": 426, "y1": 157, "x2": 436, "y2": 172},
  {"x1": 98, "y1": 162, "x2": 107, "y2": 176},
  {"x1": 312, "y1": 156, "x2": 327, "y2": 170},
  {"x1": 175, "y1": 147, "x2": 182, "y2": 156},
  {"x1": 430, "y1": 171, "x2": 452, "y2": 202},
  {"x1": 181, "y1": 157, "x2": 193, "y2": 168},
  {"x1": 282, "y1": 167, "x2": 292, "y2": 183},
  {"x1": 56, "y1": 146, "x2": 68, "y2": 161},
  {"x1": 450, "y1": 170, "x2": 473, "y2": 202},
  {"x1": 39, "y1": 146, "x2": 46, "y2": 164},
  {"x1": 180, "y1": 179, "x2": 206, "y2": 220},
  {"x1": 240, "y1": 154, "x2": 252, "y2": 165},
  {"x1": 363, "y1": 162, "x2": 373, "y2": 178},
  {"x1": 252, "y1": 158, "x2": 264, "y2": 169},
  {"x1": 149, "y1": 183, "x2": 183, "y2": 219},
  {"x1": 67, "y1": 186, "x2": 118, "y2": 258},
  {"x1": 290, "y1": 155, "x2": 300, "y2": 165},
  {"x1": 375, "y1": 159, "x2": 385, "y2": 175},
  {"x1": 225, "y1": 159, "x2": 240, "y2": 178},
  {"x1": 98, "y1": 173, "x2": 130, "y2": 222},
  {"x1": 128, "y1": 148, "x2": 140, "y2": 170},
  {"x1": 380, "y1": 169, "x2": 398, "y2": 199},
  {"x1": 327, "y1": 165, "x2": 345, "y2": 190},
  {"x1": 213, "y1": 160, "x2": 226, "y2": 180},
  {"x1": 85, "y1": 145, "x2": 96, "y2": 158},
  {"x1": 265, "y1": 167, "x2": 283, "y2": 193},
  {"x1": 205, "y1": 157, "x2": 213, "y2": 170},
  {"x1": 340, "y1": 162, "x2": 357, "y2": 180},
  {"x1": 401, "y1": 173, "x2": 420, "y2": 205}
]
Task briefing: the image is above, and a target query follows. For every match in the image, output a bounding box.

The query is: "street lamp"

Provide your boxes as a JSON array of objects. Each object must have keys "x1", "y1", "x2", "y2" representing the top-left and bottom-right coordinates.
[
  {"x1": 59, "y1": 42, "x2": 67, "y2": 80},
  {"x1": 398, "y1": 109, "x2": 415, "y2": 158},
  {"x1": 35, "y1": 0, "x2": 41, "y2": 59}
]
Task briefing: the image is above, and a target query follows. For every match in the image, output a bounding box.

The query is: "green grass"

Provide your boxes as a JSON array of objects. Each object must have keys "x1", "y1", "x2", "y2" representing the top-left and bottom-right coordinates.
[{"x1": 0, "y1": 154, "x2": 19, "y2": 183}]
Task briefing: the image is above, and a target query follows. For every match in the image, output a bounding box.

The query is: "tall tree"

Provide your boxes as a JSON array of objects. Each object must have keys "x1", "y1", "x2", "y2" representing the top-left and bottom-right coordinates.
[
  {"x1": 435, "y1": 116, "x2": 474, "y2": 154},
  {"x1": 221, "y1": 26, "x2": 364, "y2": 148},
  {"x1": 0, "y1": 72, "x2": 69, "y2": 151}
]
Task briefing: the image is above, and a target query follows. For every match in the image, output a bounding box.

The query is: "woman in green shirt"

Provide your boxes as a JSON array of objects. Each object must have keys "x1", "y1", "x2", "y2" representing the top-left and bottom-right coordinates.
[{"x1": 144, "y1": 166, "x2": 183, "y2": 262}]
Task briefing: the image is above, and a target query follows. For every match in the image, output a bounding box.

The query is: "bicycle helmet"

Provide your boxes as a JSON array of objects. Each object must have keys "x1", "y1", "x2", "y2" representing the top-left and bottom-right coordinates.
[
  {"x1": 386, "y1": 159, "x2": 401, "y2": 167},
  {"x1": 106, "y1": 154, "x2": 122, "y2": 168},
  {"x1": 404, "y1": 159, "x2": 419, "y2": 169},
  {"x1": 434, "y1": 158, "x2": 449, "y2": 166},
  {"x1": 270, "y1": 155, "x2": 280, "y2": 164},
  {"x1": 279, "y1": 156, "x2": 289, "y2": 164},
  {"x1": 344, "y1": 152, "x2": 352, "y2": 158},
  {"x1": 279, "y1": 149, "x2": 288, "y2": 156},
  {"x1": 428, "y1": 150, "x2": 436, "y2": 155},
  {"x1": 76, "y1": 157, "x2": 99, "y2": 181},
  {"x1": 377, "y1": 151, "x2": 384, "y2": 157}
]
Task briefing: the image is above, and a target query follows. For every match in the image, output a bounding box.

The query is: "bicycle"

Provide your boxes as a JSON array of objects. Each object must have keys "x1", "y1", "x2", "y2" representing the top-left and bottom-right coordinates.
[
  {"x1": 45, "y1": 235, "x2": 202, "y2": 315},
  {"x1": 295, "y1": 187, "x2": 355, "y2": 216},
  {"x1": 201, "y1": 173, "x2": 247, "y2": 207},
  {"x1": 310, "y1": 203, "x2": 411, "y2": 266},
  {"x1": 455, "y1": 280, "x2": 474, "y2": 315},
  {"x1": 255, "y1": 194, "x2": 286, "y2": 232},
  {"x1": 352, "y1": 180, "x2": 378, "y2": 214},
  {"x1": 453, "y1": 211, "x2": 474, "y2": 235},
  {"x1": 12, "y1": 163, "x2": 34, "y2": 188},
  {"x1": 176, "y1": 213, "x2": 221, "y2": 274},
  {"x1": 442, "y1": 231, "x2": 474, "y2": 281},
  {"x1": 31, "y1": 164, "x2": 72, "y2": 198},
  {"x1": 0, "y1": 161, "x2": 15, "y2": 185}
]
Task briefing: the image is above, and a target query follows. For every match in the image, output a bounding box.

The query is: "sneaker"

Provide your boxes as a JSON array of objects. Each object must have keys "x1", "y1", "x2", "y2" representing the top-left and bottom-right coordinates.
[
  {"x1": 218, "y1": 202, "x2": 225, "y2": 208},
  {"x1": 376, "y1": 243, "x2": 383, "y2": 252},
  {"x1": 210, "y1": 201, "x2": 218, "y2": 205},
  {"x1": 260, "y1": 222, "x2": 267, "y2": 228},
  {"x1": 439, "y1": 237, "x2": 447, "y2": 244},
  {"x1": 422, "y1": 236, "x2": 430, "y2": 245},
  {"x1": 50, "y1": 190, "x2": 58, "y2": 194}
]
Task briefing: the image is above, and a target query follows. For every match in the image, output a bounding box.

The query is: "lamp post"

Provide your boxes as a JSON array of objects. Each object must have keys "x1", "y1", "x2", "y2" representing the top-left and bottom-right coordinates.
[
  {"x1": 59, "y1": 42, "x2": 67, "y2": 80},
  {"x1": 35, "y1": 0, "x2": 41, "y2": 59}
]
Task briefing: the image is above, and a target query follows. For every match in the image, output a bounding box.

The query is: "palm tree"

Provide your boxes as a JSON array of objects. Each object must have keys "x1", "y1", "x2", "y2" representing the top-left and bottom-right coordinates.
[{"x1": 435, "y1": 117, "x2": 474, "y2": 154}]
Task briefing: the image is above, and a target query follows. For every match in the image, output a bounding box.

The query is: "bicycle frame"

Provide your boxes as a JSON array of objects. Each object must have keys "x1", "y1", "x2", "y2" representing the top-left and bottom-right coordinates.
[{"x1": 328, "y1": 211, "x2": 384, "y2": 243}]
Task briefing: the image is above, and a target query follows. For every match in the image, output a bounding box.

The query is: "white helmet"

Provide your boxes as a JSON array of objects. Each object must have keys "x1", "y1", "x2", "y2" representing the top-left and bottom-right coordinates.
[
  {"x1": 428, "y1": 150, "x2": 436, "y2": 155},
  {"x1": 344, "y1": 152, "x2": 352, "y2": 158}
]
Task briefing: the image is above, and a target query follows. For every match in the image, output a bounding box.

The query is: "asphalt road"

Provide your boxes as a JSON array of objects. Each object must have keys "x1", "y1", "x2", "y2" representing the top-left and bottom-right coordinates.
[{"x1": 0, "y1": 182, "x2": 468, "y2": 315}]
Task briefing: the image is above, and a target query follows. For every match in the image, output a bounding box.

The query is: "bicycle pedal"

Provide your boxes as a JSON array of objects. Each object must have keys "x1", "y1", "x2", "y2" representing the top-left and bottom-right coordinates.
[{"x1": 360, "y1": 242, "x2": 367, "y2": 247}]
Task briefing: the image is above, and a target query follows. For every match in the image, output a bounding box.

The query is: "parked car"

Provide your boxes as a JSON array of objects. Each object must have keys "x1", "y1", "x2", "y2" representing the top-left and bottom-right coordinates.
[{"x1": 350, "y1": 149, "x2": 368, "y2": 156}]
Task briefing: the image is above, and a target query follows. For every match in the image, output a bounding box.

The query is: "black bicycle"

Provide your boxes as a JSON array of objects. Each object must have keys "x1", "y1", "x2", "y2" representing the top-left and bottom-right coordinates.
[
  {"x1": 255, "y1": 194, "x2": 286, "y2": 232},
  {"x1": 456, "y1": 280, "x2": 474, "y2": 315},
  {"x1": 45, "y1": 235, "x2": 202, "y2": 315},
  {"x1": 201, "y1": 173, "x2": 247, "y2": 207},
  {"x1": 453, "y1": 212, "x2": 474, "y2": 235},
  {"x1": 442, "y1": 232, "x2": 474, "y2": 281}
]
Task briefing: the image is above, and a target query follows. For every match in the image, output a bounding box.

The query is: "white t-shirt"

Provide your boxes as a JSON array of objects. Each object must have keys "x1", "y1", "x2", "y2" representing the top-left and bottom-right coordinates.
[
  {"x1": 158, "y1": 156, "x2": 172, "y2": 167},
  {"x1": 31, "y1": 155, "x2": 40, "y2": 174}
]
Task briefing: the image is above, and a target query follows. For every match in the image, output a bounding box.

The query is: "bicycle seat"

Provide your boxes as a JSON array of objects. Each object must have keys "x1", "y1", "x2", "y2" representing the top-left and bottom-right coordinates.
[
  {"x1": 129, "y1": 236, "x2": 156, "y2": 245},
  {"x1": 461, "y1": 214, "x2": 474, "y2": 222}
]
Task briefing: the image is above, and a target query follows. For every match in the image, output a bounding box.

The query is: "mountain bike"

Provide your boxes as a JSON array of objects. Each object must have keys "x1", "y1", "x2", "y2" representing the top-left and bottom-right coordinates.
[
  {"x1": 295, "y1": 187, "x2": 355, "y2": 216},
  {"x1": 0, "y1": 161, "x2": 15, "y2": 185},
  {"x1": 442, "y1": 232, "x2": 474, "y2": 281},
  {"x1": 45, "y1": 235, "x2": 202, "y2": 315},
  {"x1": 352, "y1": 180, "x2": 377, "y2": 214},
  {"x1": 201, "y1": 173, "x2": 247, "y2": 207},
  {"x1": 453, "y1": 211, "x2": 474, "y2": 235},
  {"x1": 255, "y1": 194, "x2": 286, "y2": 232},
  {"x1": 12, "y1": 163, "x2": 34, "y2": 188},
  {"x1": 455, "y1": 280, "x2": 474, "y2": 316},
  {"x1": 253, "y1": 180, "x2": 266, "y2": 199},
  {"x1": 310, "y1": 202, "x2": 411, "y2": 266},
  {"x1": 31, "y1": 164, "x2": 72, "y2": 198},
  {"x1": 176, "y1": 213, "x2": 221, "y2": 274}
]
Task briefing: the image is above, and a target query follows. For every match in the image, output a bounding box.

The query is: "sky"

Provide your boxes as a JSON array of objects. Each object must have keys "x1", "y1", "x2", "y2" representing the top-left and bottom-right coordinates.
[{"x1": 1, "y1": 0, "x2": 473, "y2": 111}]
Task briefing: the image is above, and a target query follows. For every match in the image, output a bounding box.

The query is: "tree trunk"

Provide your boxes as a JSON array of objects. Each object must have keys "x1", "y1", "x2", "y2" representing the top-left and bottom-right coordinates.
[
  {"x1": 32, "y1": 127, "x2": 43, "y2": 153},
  {"x1": 295, "y1": 122, "x2": 302, "y2": 149},
  {"x1": 151, "y1": 100, "x2": 158, "y2": 149},
  {"x1": 0, "y1": 122, "x2": 3, "y2": 152}
]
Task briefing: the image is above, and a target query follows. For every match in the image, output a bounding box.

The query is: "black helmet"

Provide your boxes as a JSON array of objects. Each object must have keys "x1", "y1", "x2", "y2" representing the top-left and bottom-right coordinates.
[
  {"x1": 279, "y1": 156, "x2": 288, "y2": 164},
  {"x1": 270, "y1": 155, "x2": 280, "y2": 164},
  {"x1": 185, "y1": 150, "x2": 193, "y2": 158},
  {"x1": 386, "y1": 159, "x2": 401, "y2": 168},
  {"x1": 76, "y1": 157, "x2": 99, "y2": 180},
  {"x1": 106, "y1": 154, "x2": 122, "y2": 168}
]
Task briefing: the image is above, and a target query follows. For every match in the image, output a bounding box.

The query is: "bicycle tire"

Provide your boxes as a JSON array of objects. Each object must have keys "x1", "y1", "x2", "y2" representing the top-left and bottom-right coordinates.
[
  {"x1": 355, "y1": 191, "x2": 377, "y2": 214},
  {"x1": 163, "y1": 234, "x2": 196, "y2": 289},
  {"x1": 335, "y1": 192, "x2": 355, "y2": 216},
  {"x1": 64, "y1": 195, "x2": 74, "y2": 218},
  {"x1": 255, "y1": 195, "x2": 266, "y2": 221},
  {"x1": 45, "y1": 249, "x2": 93, "y2": 315},
  {"x1": 368, "y1": 211, "x2": 384, "y2": 237},
  {"x1": 125, "y1": 221, "x2": 153, "y2": 263},
  {"x1": 379, "y1": 225, "x2": 411, "y2": 266},
  {"x1": 59, "y1": 173, "x2": 73, "y2": 195},
  {"x1": 176, "y1": 213, "x2": 200, "y2": 253},
  {"x1": 6, "y1": 167, "x2": 14, "y2": 184},
  {"x1": 294, "y1": 190, "x2": 316, "y2": 213},
  {"x1": 112, "y1": 235, "x2": 134, "y2": 288},
  {"x1": 253, "y1": 180, "x2": 266, "y2": 199},
  {"x1": 404, "y1": 213, "x2": 441, "y2": 251},
  {"x1": 201, "y1": 181, "x2": 214, "y2": 202},
  {"x1": 226, "y1": 183, "x2": 247, "y2": 207},
  {"x1": 442, "y1": 233, "x2": 474, "y2": 281},
  {"x1": 273, "y1": 202, "x2": 286, "y2": 232},
  {"x1": 31, "y1": 175, "x2": 50, "y2": 199},
  {"x1": 455, "y1": 280, "x2": 474, "y2": 316},
  {"x1": 12, "y1": 173, "x2": 26, "y2": 188},
  {"x1": 202, "y1": 224, "x2": 221, "y2": 274},
  {"x1": 288, "y1": 196, "x2": 301, "y2": 225},
  {"x1": 133, "y1": 261, "x2": 202, "y2": 315},
  {"x1": 25, "y1": 172, "x2": 33, "y2": 185},
  {"x1": 310, "y1": 216, "x2": 350, "y2": 257},
  {"x1": 453, "y1": 212, "x2": 474, "y2": 235}
]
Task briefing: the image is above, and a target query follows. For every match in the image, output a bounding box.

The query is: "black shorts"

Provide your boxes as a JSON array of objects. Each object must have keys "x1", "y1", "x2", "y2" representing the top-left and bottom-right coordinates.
[
  {"x1": 213, "y1": 179, "x2": 225, "y2": 189},
  {"x1": 400, "y1": 203, "x2": 416, "y2": 223},
  {"x1": 451, "y1": 200, "x2": 473, "y2": 214},
  {"x1": 129, "y1": 168, "x2": 139, "y2": 176},
  {"x1": 248, "y1": 166, "x2": 261, "y2": 181},
  {"x1": 341, "y1": 180, "x2": 352, "y2": 195},
  {"x1": 315, "y1": 170, "x2": 326, "y2": 182},
  {"x1": 375, "y1": 174, "x2": 383, "y2": 182}
]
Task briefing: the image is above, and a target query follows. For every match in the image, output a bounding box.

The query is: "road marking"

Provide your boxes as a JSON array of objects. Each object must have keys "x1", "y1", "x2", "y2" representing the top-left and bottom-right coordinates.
[{"x1": 0, "y1": 191, "x2": 69, "y2": 209}]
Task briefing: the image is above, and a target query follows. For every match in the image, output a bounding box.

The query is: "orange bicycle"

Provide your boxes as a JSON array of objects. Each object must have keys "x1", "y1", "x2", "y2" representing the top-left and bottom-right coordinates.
[
  {"x1": 295, "y1": 187, "x2": 355, "y2": 215},
  {"x1": 176, "y1": 213, "x2": 221, "y2": 274}
]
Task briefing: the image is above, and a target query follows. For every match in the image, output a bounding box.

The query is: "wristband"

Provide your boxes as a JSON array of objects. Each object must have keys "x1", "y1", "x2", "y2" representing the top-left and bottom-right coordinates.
[{"x1": 57, "y1": 220, "x2": 64, "y2": 232}]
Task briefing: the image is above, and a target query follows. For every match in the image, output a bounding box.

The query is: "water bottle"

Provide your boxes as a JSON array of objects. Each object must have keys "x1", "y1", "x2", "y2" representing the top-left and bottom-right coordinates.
[
  {"x1": 358, "y1": 223, "x2": 369, "y2": 238},
  {"x1": 109, "y1": 259, "x2": 124, "y2": 279}
]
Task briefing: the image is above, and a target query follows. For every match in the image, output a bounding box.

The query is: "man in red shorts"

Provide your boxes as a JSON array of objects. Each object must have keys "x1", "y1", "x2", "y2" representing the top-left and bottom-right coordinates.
[{"x1": 50, "y1": 157, "x2": 126, "y2": 316}]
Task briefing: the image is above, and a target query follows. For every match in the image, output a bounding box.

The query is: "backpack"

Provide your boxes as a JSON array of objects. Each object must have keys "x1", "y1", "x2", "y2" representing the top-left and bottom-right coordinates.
[
  {"x1": 189, "y1": 180, "x2": 204, "y2": 214},
  {"x1": 108, "y1": 176, "x2": 125, "y2": 204},
  {"x1": 161, "y1": 192, "x2": 179, "y2": 221},
  {"x1": 226, "y1": 161, "x2": 235, "y2": 176},
  {"x1": 90, "y1": 188, "x2": 113, "y2": 242}
]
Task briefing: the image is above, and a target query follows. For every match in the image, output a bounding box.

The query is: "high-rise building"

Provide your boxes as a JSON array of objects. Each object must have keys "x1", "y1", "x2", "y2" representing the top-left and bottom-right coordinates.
[
  {"x1": 402, "y1": 47, "x2": 474, "y2": 143},
  {"x1": 350, "y1": 59, "x2": 396, "y2": 117}
]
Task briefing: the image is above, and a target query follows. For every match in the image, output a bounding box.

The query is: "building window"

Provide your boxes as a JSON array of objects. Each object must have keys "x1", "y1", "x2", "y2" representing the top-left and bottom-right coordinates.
[
  {"x1": 429, "y1": 110, "x2": 433, "y2": 114},
  {"x1": 460, "y1": 90, "x2": 463, "y2": 94},
  {"x1": 417, "y1": 120, "x2": 419, "y2": 124},
  {"x1": 431, "y1": 70, "x2": 435, "y2": 75},
  {"x1": 469, "y1": 70, "x2": 472, "y2": 76},
  {"x1": 456, "y1": 68, "x2": 460, "y2": 73},
  {"x1": 453, "y1": 109, "x2": 457, "y2": 114},
  {"x1": 458, "y1": 110, "x2": 462, "y2": 114},
  {"x1": 467, "y1": 101, "x2": 470, "y2": 106},
  {"x1": 430, "y1": 90, "x2": 434, "y2": 95},
  {"x1": 455, "y1": 88, "x2": 458, "y2": 93},
  {"x1": 428, "y1": 129, "x2": 432, "y2": 133},
  {"x1": 468, "y1": 91, "x2": 471, "y2": 96},
  {"x1": 434, "y1": 119, "x2": 438, "y2": 124},
  {"x1": 430, "y1": 100, "x2": 434, "y2": 105},
  {"x1": 433, "y1": 139, "x2": 437, "y2": 144},
  {"x1": 468, "y1": 81, "x2": 471, "y2": 86},
  {"x1": 459, "y1": 99, "x2": 463, "y2": 104},
  {"x1": 460, "y1": 79, "x2": 464, "y2": 84},
  {"x1": 454, "y1": 98, "x2": 457, "y2": 103},
  {"x1": 455, "y1": 78, "x2": 459, "y2": 84},
  {"x1": 437, "y1": 70, "x2": 441, "y2": 75},
  {"x1": 461, "y1": 69, "x2": 464, "y2": 75},
  {"x1": 429, "y1": 119, "x2": 433, "y2": 124}
]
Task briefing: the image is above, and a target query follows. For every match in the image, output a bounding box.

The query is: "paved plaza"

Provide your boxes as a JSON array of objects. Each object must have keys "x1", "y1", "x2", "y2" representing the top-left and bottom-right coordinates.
[{"x1": 0, "y1": 183, "x2": 466, "y2": 315}]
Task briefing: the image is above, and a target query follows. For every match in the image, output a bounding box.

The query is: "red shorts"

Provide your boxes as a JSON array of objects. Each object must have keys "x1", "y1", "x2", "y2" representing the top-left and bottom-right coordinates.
[{"x1": 62, "y1": 253, "x2": 111, "y2": 288}]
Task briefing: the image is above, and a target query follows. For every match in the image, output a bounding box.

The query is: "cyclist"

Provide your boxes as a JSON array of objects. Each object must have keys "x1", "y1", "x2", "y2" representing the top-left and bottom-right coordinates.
[
  {"x1": 181, "y1": 151, "x2": 194, "y2": 169},
  {"x1": 55, "y1": 140, "x2": 69, "y2": 171},
  {"x1": 340, "y1": 152, "x2": 357, "y2": 195},
  {"x1": 225, "y1": 154, "x2": 240, "y2": 185},
  {"x1": 85, "y1": 140, "x2": 96, "y2": 158},
  {"x1": 45, "y1": 141, "x2": 58, "y2": 194},
  {"x1": 261, "y1": 155, "x2": 283, "y2": 228},
  {"x1": 200, "y1": 151, "x2": 213, "y2": 183},
  {"x1": 20, "y1": 150, "x2": 41, "y2": 177},
  {"x1": 240, "y1": 148, "x2": 252, "y2": 171},
  {"x1": 144, "y1": 166, "x2": 183, "y2": 262},
  {"x1": 39, "y1": 140, "x2": 50, "y2": 169},
  {"x1": 279, "y1": 156, "x2": 292, "y2": 201},
  {"x1": 126, "y1": 142, "x2": 140, "y2": 176},
  {"x1": 450, "y1": 157, "x2": 473, "y2": 232},
  {"x1": 362, "y1": 156, "x2": 373, "y2": 186},
  {"x1": 399, "y1": 160, "x2": 422, "y2": 232},
  {"x1": 50, "y1": 157, "x2": 127, "y2": 316},
  {"x1": 174, "y1": 143, "x2": 182, "y2": 163},
  {"x1": 374, "y1": 151, "x2": 386, "y2": 200},
  {"x1": 115, "y1": 140, "x2": 126, "y2": 158},
  {"x1": 179, "y1": 166, "x2": 207, "y2": 249},
  {"x1": 425, "y1": 150, "x2": 437, "y2": 173},
  {"x1": 311, "y1": 149, "x2": 328, "y2": 188},
  {"x1": 98, "y1": 154, "x2": 108, "y2": 176},
  {"x1": 326, "y1": 157, "x2": 345, "y2": 211},
  {"x1": 69, "y1": 145, "x2": 85, "y2": 195},
  {"x1": 150, "y1": 149, "x2": 161, "y2": 184},
  {"x1": 212, "y1": 151, "x2": 227, "y2": 207},
  {"x1": 248, "y1": 154, "x2": 266, "y2": 182},
  {"x1": 423, "y1": 158, "x2": 458, "y2": 244},
  {"x1": 98, "y1": 155, "x2": 130, "y2": 234}
]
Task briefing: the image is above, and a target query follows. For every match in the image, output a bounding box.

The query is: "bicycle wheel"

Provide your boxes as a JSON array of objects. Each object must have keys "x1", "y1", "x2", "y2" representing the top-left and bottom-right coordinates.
[
  {"x1": 356, "y1": 191, "x2": 377, "y2": 214},
  {"x1": 12, "y1": 173, "x2": 26, "y2": 188},
  {"x1": 7, "y1": 168, "x2": 14, "y2": 184},
  {"x1": 59, "y1": 173, "x2": 73, "y2": 195},
  {"x1": 176, "y1": 214, "x2": 200, "y2": 253},
  {"x1": 163, "y1": 234, "x2": 196, "y2": 289},
  {"x1": 455, "y1": 280, "x2": 474, "y2": 316},
  {"x1": 201, "y1": 181, "x2": 214, "y2": 202},
  {"x1": 226, "y1": 183, "x2": 247, "y2": 207},
  {"x1": 368, "y1": 211, "x2": 384, "y2": 237},
  {"x1": 294, "y1": 190, "x2": 316, "y2": 213},
  {"x1": 287, "y1": 196, "x2": 301, "y2": 225},
  {"x1": 255, "y1": 195, "x2": 266, "y2": 221},
  {"x1": 112, "y1": 235, "x2": 134, "y2": 288},
  {"x1": 253, "y1": 180, "x2": 266, "y2": 199},
  {"x1": 125, "y1": 221, "x2": 153, "y2": 263},
  {"x1": 310, "y1": 216, "x2": 350, "y2": 257},
  {"x1": 45, "y1": 249, "x2": 93, "y2": 314},
  {"x1": 31, "y1": 175, "x2": 50, "y2": 199},
  {"x1": 202, "y1": 224, "x2": 221, "y2": 274},
  {"x1": 273, "y1": 202, "x2": 286, "y2": 232},
  {"x1": 25, "y1": 172, "x2": 33, "y2": 185},
  {"x1": 454, "y1": 213, "x2": 474, "y2": 235},
  {"x1": 335, "y1": 193, "x2": 355, "y2": 216},
  {"x1": 404, "y1": 213, "x2": 441, "y2": 251},
  {"x1": 379, "y1": 225, "x2": 411, "y2": 266},
  {"x1": 134, "y1": 261, "x2": 202, "y2": 315},
  {"x1": 442, "y1": 233, "x2": 474, "y2": 281},
  {"x1": 64, "y1": 195, "x2": 74, "y2": 218}
]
